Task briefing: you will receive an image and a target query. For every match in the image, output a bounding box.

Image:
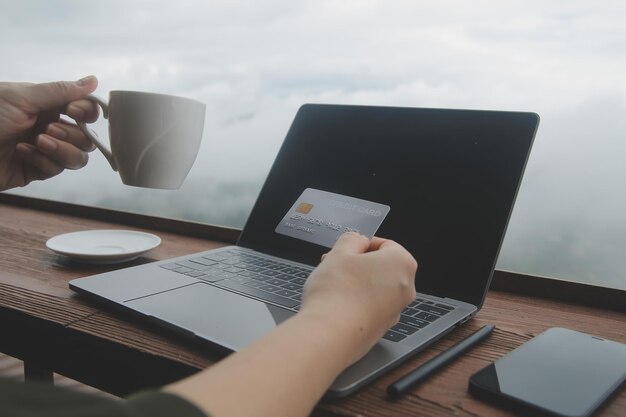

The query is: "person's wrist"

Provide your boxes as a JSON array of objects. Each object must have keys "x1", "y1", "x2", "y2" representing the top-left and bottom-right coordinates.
[{"x1": 296, "y1": 302, "x2": 378, "y2": 367}]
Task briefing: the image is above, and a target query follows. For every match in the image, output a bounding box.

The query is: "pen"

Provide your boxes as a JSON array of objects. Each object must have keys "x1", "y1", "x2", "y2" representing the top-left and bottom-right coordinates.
[{"x1": 387, "y1": 324, "x2": 495, "y2": 400}]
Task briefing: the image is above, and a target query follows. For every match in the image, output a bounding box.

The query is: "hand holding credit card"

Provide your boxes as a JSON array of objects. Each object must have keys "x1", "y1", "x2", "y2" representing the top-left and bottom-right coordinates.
[{"x1": 275, "y1": 188, "x2": 391, "y2": 248}]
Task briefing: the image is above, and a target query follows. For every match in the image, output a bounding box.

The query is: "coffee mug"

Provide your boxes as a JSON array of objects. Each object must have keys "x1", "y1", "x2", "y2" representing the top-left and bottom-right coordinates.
[{"x1": 76, "y1": 91, "x2": 206, "y2": 189}]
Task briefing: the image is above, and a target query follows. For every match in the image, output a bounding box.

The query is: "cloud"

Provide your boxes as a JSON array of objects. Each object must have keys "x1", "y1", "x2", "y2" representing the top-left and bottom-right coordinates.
[{"x1": 2, "y1": 0, "x2": 625, "y2": 287}]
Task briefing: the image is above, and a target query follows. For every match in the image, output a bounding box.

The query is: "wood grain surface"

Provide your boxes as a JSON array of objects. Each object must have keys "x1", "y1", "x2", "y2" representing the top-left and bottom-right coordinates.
[{"x1": 0, "y1": 198, "x2": 624, "y2": 417}]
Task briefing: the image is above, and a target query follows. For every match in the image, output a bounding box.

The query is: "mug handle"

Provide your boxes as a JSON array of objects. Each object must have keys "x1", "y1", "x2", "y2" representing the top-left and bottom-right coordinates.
[{"x1": 75, "y1": 94, "x2": 118, "y2": 172}]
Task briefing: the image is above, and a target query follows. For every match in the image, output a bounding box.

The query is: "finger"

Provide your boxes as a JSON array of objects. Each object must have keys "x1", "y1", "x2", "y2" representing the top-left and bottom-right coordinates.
[
  {"x1": 34, "y1": 134, "x2": 89, "y2": 169},
  {"x1": 20, "y1": 76, "x2": 98, "y2": 112},
  {"x1": 29, "y1": 110, "x2": 61, "y2": 142},
  {"x1": 65, "y1": 97, "x2": 99, "y2": 122},
  {"x1": 370, "y1": 237, "x2": 409, "y2": 254},
  {"x1": 367, "y1": 236, "x2": 390, "y2": 251},
  {"x1": 47, "y1": 122, "x2": 96, "y2": 151},
  {"x1": 15, "y1": 143, "x2": 64, "y2": 180},
  {"x1": 329, "y1": 232, "x2": 370, "y2": 255},
  {"x1": 366, "y1": 236, "x2": 417, "y2": 266}
]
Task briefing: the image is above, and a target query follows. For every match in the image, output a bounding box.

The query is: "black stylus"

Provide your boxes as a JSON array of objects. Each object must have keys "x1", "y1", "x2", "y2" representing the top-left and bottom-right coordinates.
[{"x1": 387, "y1": 324, "x2": 495, "y2": 400}]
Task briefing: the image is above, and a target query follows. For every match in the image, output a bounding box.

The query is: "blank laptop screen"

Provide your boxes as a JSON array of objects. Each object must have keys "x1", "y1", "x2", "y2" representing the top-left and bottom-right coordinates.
[{"x1": 238, "y1": 104, "x2": 539, "y2": 307}]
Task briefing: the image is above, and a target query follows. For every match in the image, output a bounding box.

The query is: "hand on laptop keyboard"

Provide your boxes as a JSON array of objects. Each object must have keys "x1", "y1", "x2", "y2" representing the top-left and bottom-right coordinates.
[
  {"x1": 166, "y1": 232, "x2": 417, "y2": 417},
  {"x1": 300, "y1": 232, "x2": 417, "y2": 364}
]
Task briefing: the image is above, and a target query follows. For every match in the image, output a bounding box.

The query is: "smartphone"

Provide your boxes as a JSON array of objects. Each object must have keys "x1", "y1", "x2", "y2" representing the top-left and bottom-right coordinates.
[{"x1": 469, "y1": 327, "x2": 626, "y2": 417}]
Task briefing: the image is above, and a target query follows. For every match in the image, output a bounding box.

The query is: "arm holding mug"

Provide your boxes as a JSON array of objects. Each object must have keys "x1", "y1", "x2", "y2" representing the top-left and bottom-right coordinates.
[
  {"x1": 0, "y1": 76, "x2": 99, "y2": 191},
  {"x1": 0, "y1": 75, "x2": 205, "y2": 191}
]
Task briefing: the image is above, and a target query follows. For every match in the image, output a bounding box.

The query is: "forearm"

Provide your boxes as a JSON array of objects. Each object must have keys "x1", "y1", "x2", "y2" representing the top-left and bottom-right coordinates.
[
  {"x1": 164, "y1": 234, "x2": 417, "y2": 417},
  {"x1": 164, "y1": 310, "x2": 364, "y2": 417}
]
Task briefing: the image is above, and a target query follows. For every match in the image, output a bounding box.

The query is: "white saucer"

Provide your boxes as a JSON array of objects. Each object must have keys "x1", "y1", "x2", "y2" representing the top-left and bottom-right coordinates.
[{"x1": 46, "y1": 230, "x2": 161, "y2": 264}]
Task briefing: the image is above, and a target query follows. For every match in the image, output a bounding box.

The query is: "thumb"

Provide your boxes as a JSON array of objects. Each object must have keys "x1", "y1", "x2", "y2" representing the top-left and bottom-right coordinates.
[
  {"x1": 329, "y1": 232, "x2": 370, "y2": 255},
  {"x1": 22, "y1": 75, "x2": 98, "y2": 112}
]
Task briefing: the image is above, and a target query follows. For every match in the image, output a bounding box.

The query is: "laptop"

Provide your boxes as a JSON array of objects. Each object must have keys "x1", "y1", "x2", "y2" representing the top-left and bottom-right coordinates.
[{"x1": 70, "y1": 104, "x2": 539, "y2": 397}]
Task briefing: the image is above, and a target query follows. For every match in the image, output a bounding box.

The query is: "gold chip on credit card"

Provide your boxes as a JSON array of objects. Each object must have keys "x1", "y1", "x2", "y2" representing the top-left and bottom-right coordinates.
[{"x1": 296, "y1": 203, "x2": 314, "y2": 214}]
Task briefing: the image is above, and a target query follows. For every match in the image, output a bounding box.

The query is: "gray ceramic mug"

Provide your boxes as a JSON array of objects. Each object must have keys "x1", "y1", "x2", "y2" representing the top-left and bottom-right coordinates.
[{"x1": 76, "y1": 91, "x2": 206, "y2": 189}]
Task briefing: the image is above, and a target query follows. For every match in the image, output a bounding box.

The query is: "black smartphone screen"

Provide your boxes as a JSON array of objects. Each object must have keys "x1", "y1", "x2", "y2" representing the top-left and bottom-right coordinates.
[{"x1": 469, "y1": 328, "x2": 626, "y2": 417}]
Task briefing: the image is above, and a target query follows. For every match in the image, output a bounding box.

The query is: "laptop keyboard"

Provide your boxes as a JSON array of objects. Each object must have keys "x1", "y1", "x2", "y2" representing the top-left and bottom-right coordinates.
[
  {"x1": 160, "y1": 248, "x2": 455, "y2": 342},
  {"x1": 384, "y1": 298, "x2": 455, "y2": 342},
  {"x1": 161, "y1": 249, "x2": 309, "y2": 310}
]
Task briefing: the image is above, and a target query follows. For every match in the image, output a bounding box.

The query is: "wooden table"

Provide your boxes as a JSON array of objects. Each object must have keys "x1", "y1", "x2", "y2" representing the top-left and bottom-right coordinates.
[{"x1": 1, "y1": 194, "x2": 624, "y2": 417}]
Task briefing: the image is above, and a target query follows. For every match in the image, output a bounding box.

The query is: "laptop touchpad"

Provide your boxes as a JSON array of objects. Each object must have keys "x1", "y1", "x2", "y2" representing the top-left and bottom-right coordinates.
[{"x1": 125, "y1": 282, "x2": 294, "y2": 350}]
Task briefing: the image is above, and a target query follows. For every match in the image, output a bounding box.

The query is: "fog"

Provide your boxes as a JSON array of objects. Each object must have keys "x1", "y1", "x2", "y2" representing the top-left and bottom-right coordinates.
[{"x1": 2, "y1": 1, "x2": 624, "y2": 289}]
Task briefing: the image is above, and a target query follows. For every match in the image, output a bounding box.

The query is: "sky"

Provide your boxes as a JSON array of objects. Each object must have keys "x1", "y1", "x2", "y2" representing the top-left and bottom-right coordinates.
[{"x1": 1, "y1": 1, "x2": 625, "y2": 289}]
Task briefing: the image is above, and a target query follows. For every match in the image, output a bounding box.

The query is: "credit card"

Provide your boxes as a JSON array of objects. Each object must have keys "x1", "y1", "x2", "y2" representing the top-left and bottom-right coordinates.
[{"x1": 275, "y1": 188, "x2": 391, "y2": 248}]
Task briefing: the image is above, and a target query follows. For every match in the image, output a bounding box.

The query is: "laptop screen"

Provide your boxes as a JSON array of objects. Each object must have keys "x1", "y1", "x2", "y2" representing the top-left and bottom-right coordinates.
[{"x1": 238, "y1": 104, "x2": 539, "y2": 307}]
